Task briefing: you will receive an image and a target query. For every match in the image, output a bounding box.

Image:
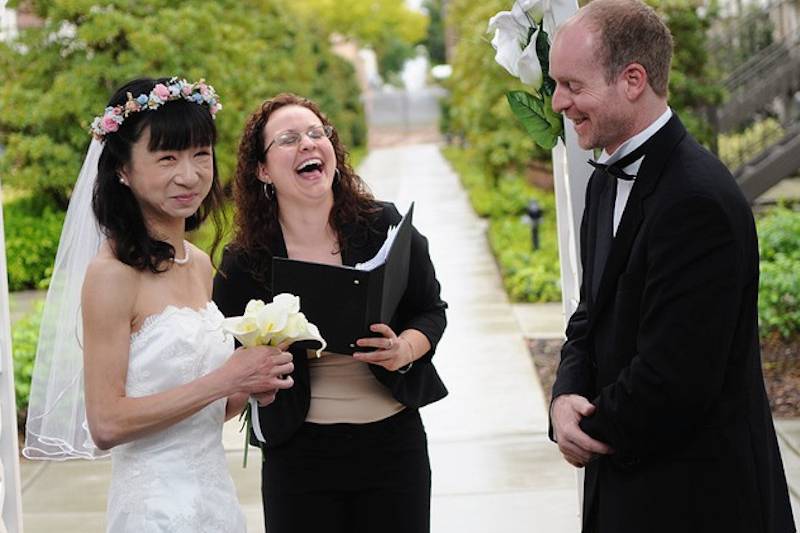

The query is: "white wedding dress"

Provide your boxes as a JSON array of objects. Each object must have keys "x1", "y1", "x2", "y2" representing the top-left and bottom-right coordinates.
[{"x1": 106, "y1": 301, "x2": 246, "y2": 532}]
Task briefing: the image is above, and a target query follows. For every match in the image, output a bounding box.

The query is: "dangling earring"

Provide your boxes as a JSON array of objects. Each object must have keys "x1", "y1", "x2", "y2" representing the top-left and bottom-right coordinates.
[
  {"x1": 119, "y1": 177, "x2": 128, "y2": 186},
  {"x1": 263, "y1": 182, "x2": 276, "y2": 200},
  {"x1": 334, "y1": 168, "x2": 341, "y2": 181}
]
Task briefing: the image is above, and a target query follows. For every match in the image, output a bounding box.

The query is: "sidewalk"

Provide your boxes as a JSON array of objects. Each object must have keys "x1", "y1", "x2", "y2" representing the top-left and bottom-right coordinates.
[{"x1": 776, "y1": 419, "x2": 800, "y2": 524}]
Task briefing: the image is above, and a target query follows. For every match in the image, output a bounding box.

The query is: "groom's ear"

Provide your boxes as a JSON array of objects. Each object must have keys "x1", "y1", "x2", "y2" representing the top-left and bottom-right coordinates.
[{"x1": 620, "y1": 62, "x2": 648, "y2": 101}]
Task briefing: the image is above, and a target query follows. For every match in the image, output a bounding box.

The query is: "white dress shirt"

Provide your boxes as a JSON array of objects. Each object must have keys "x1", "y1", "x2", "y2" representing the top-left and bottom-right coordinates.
[{"x1": 597, "y1": 107, "x2": 673, "y2": 235}]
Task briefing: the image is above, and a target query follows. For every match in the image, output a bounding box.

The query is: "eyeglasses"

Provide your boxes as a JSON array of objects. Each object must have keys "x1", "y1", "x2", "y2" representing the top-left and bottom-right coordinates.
[{"x1": 264, "y1": 124, "x2": 334, "y2": 155}]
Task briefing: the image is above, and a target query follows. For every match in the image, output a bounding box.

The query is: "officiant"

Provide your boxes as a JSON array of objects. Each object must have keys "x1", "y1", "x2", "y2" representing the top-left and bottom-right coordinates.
[{"x1": 213, "y1": 93, "x2": 448, "y2": 533}]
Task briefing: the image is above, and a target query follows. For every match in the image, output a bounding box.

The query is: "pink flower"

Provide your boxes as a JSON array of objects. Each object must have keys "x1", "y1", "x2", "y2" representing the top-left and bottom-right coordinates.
[
  {"x1": 125, "y1": 100, "x2": 141, "y2": 113},
  {"x1": 182, "y1": 85, "x2": 193, "y2": 96},
  {"x1": 101, "y1": 115, "x2": 120, "y2": 133},
  {"x1": 153, "y1": 84, "x2": 171, "y2": 101}
]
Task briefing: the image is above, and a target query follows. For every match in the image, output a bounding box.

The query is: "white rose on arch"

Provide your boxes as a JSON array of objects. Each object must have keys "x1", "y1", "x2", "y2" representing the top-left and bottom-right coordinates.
[
  {"x1": 487, "y1": 1, "x2": 543, "y2": 88},
  {"x1": 487, "y1": 0, "x2": 573, "y2": 150},
  {"x1": 519, "y1": 0, "x2": 575, "y2": 38}
]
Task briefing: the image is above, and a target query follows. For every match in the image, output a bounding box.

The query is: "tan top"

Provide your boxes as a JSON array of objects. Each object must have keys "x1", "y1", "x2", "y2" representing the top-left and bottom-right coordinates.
[{"x1": 305, "y1": 351, "x2": 405, "y2": 424}]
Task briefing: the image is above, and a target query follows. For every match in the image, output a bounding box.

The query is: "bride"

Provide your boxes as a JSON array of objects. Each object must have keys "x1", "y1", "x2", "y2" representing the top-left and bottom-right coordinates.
[{"x1": 23, "y1": 77, "x2": 294, "y2": 532}]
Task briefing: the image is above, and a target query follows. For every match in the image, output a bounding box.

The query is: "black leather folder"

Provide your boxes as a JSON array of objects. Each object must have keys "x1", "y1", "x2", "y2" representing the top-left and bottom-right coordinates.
[{"x1": 272, "y1": 203, "x2": 414, "y2": 355}]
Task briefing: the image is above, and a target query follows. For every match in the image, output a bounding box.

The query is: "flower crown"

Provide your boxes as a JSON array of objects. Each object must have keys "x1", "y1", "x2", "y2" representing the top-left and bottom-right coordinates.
[{"x1": 90, "y1": 77, "x2": 222, "y2": 140}]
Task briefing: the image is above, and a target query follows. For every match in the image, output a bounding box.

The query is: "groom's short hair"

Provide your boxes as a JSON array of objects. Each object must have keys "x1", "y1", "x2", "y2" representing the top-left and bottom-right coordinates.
[{"x1": 579, "y1": 0, "x2": 673, "y2": 97}]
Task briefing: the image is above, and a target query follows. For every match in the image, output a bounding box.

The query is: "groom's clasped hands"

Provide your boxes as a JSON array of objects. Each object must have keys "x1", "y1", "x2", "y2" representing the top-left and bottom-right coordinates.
[
  {"x1": 551, "y1": 394, "x2": 613, "y2": 468},
  {"x1": 226, "y1": 342, "x2": 294, "y2": 407}
]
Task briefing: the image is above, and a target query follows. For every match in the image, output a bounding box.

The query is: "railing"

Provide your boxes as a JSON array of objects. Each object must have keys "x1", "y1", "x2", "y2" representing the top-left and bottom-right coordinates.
[
  {"x1": 715, "y1": 30, "x2": 800, "y2": 132},
  {"x1": 733, "y1": 123, "x2": 800, "y2": 201}
]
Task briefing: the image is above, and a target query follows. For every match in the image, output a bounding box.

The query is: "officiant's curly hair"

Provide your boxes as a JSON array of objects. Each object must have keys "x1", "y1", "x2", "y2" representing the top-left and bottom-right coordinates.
[
  {"x1": 230, "y1": 93, "x2": 378, "y2": 269},
  {"x1": 92, "y1": 77, "x2": 225, "y2": 272}
]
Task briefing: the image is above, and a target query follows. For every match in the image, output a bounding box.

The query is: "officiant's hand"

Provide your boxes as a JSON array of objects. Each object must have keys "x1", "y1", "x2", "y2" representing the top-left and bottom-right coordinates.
[
  {"x1": 552, "y1": 394, "x2": 613, "y2": 467},
  {"x1": 353, "y1": 324, "x2": 415, "y2": 372}
]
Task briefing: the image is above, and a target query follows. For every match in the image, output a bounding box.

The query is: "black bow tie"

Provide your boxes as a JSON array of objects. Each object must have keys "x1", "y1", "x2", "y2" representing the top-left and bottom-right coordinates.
[
  {"x1": 588, "y1": 159, "x2": 636, "y2": 181},
  {"x1": 588, "y1": 142, "x2": 651, "y2": 181}
]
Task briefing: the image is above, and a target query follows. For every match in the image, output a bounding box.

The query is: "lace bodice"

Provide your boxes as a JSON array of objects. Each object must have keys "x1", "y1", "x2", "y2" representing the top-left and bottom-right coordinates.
[{"x1": 106, "y1": 302, "x2": 246, "y2": 532}]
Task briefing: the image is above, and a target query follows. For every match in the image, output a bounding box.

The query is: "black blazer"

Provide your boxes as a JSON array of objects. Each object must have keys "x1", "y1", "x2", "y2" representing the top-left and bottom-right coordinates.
[
  {"x1": 551, "y1": 115, "x2": 795, "y2": 533},
  {"x1": 213, "y1": 201, "x2": 448, "y2": 448}
]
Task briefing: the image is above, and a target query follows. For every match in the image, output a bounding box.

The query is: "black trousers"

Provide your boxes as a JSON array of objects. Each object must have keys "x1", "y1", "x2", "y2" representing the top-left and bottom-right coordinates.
[{"x1": 261, "y1": 408, "x2": 431, "y2": 533}]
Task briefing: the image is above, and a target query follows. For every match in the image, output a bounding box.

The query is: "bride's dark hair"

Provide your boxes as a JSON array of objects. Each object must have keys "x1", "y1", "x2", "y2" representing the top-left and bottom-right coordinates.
[{"x1": 92, "y1": 77, "x2": 225, "y2": 272}]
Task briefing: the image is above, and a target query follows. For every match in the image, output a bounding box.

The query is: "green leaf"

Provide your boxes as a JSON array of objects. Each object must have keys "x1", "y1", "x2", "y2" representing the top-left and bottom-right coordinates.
[
  {"x1": 536, "y1": 27, "x2": 555, "y2": 97},
  {"x1": 506, "y1": 91, "x2": 558, "y2": 150},
  {"x1": 542, "y1": 93, "x2": 564, "y2": 143}
]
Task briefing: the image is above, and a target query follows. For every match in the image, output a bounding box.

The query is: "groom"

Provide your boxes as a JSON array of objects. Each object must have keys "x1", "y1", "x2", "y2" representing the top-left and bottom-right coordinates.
[{"x1": 548, "y1": 1, "x2": 795, "y2": 532}]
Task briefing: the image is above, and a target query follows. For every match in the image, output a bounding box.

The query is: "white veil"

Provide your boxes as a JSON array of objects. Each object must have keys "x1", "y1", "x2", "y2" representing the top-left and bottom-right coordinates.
[{"x1": 22, "y1": 139, "x2": 109, "y2": 460}]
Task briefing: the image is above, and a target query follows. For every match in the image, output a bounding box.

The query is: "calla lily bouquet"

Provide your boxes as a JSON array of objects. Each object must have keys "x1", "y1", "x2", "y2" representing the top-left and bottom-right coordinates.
[
  {"x1": 222, "y1": 293, "x2": 326, "y2": 353},
  {"x1": 222, "y1": 293, "x2": 326, "y2": 466},
  {"x1": 488, "y1": 0, "x2": 572, "y2": 149}
]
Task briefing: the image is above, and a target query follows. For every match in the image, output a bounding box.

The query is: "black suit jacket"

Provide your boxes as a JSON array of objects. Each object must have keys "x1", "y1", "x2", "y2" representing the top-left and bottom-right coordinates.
[
  {"x1": 213, "y1": 201, "x2": 448, "y2": 448},
  {"x1": 551, "y1": 115, "x2": 795, "y2": 533}
]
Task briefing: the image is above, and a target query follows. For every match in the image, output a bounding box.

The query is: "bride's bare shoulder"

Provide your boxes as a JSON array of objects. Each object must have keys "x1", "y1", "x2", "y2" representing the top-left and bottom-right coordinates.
[{"x1": 83, "y1": 242, "x2": 139, "y2": 311}]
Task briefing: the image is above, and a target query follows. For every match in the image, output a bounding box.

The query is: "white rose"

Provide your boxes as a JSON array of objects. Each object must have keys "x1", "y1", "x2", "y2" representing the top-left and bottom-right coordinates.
[
  {"x1": 488, "y1": 1, "x2": 544, "y2": 89},
  {"x1": 517, "y1": 30, "x2": 543, "y2": 87}
]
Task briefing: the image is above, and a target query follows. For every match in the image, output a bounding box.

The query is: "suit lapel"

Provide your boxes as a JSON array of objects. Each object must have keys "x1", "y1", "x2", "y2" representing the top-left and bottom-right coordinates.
[{"x1": 589, "y1": 114, "x2": 687, "y2": 323}]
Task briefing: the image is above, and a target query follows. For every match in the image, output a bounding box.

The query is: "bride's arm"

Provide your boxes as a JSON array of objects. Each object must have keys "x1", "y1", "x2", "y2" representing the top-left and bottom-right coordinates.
[
  {"x1": 81, "y1": 258, "x2": 294, "y2": 450},
  {"x1": 225, "y1": 393, "x2": 249, "y2": 420}
]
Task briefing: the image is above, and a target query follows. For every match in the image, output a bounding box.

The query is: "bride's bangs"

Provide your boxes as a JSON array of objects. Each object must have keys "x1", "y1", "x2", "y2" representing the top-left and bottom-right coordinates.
[{"x1": 145, "y1": 99, "x2": 217, "y2": 153}]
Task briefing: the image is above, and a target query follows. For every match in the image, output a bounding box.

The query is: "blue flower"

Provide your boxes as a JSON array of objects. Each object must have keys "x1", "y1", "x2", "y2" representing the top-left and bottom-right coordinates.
[{"x1": 136, "y1": 94, "x2": 149, "y2": 105}]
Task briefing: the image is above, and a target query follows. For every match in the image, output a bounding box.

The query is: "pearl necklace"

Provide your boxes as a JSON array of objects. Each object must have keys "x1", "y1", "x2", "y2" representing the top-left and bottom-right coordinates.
[{"x1": 173, "y1": 240, "x2": 191, "y2": 265}]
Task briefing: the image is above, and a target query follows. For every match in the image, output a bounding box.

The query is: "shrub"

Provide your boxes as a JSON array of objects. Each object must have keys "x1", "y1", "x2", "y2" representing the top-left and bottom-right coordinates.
[
  {"x1": 488, "y1": 215, "x2": 562, "y2": 302},
  {"x1": 12, "y1": 302, "x2": 43, "y2": 429},
  {"x1": 4, "y1": 196, "x2": 65, "y2": 291},
  {"x1": 758, "y1": 253, "x2": 800, "y2": 340},
  {"x1": 719, "y1": 118, "x2": 785, "y2": 171},
  {"x1": 757, "y1": 206, "x2": 800, "y2": 340},
  {"x1": 757, "y1": 205, "x2": 800, "y2": 262}
]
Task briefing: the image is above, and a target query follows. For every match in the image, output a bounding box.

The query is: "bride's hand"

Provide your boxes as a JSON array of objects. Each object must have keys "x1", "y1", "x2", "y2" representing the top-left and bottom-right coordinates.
[
  {"x1": 252, "y1": 390, "x2": 278, "y2": 407},
  {"x1": 352, "y1": 324, "x2": 414, "y2": 372},
  {"x1": 226, "y1": 345, "x2": 294, "y2": 395}
]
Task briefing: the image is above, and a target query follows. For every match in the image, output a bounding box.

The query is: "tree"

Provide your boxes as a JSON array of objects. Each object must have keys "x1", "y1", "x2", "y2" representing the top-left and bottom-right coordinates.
[
  {"x1": 289, "y1": 0, "x2": 429, "y2": 79},
  {"x1": 650, "y1": 0, "x2": 724, "y2": 148},
  {"x1": 444, "y1": 0, "x2": 545, "y2": 179},
  {"x1": 422, "y1": 0, "x2": 447, "y2": 65},
  {"x1": 0, "y1": 0, "x2": 366, "y2": 205}
]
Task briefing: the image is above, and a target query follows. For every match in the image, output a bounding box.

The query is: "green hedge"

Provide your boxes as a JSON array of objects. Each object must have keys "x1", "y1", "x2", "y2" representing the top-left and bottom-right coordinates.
[
  {"x1": 4, "y1": 196, "x2": 65, "y2": 291},
  {"x1": 12, "y1": 302, "x2": 43, "y2": 427},
  {"x1": 443, "y1": 145, "x2": 561, "y2": 302},
  {"x1": 757, "y1": 206, "x2": 800, "y2": 340}
]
